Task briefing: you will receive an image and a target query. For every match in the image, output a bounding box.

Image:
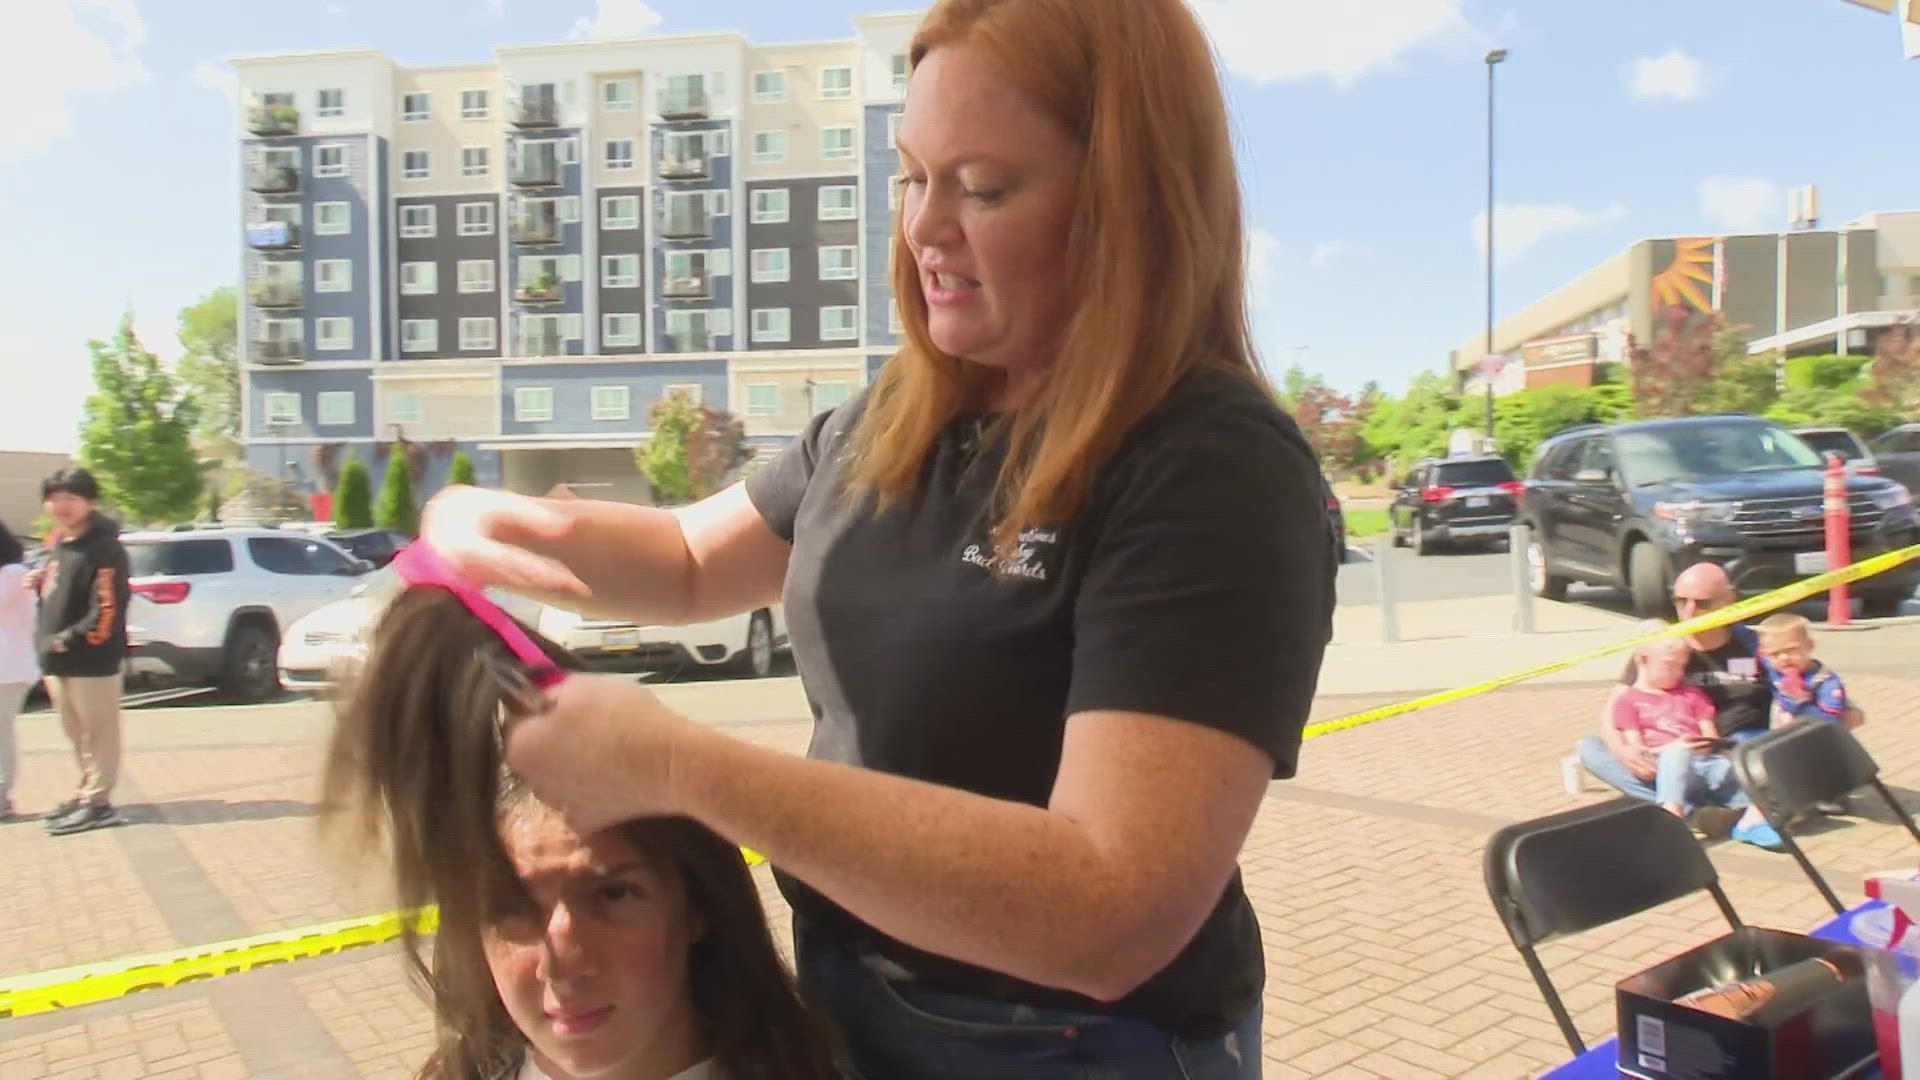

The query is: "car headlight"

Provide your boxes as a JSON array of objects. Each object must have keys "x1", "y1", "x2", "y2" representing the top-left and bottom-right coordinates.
[
  {"x1": 1871, "y1": 486, "x2": 1914, "y2": 511},
  {"x1": 1653, "y1": 499, "x2": 1738, "y2": 524}
]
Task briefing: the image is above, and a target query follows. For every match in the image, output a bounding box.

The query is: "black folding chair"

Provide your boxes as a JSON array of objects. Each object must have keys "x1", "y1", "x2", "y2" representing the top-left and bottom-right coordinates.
[
  {"x1": 1484, "y1": 798, "x2": 1743, "y2": 1055},
  {"x1": 1732, "y1": 719, "x2": 1920, "y2": 915}
]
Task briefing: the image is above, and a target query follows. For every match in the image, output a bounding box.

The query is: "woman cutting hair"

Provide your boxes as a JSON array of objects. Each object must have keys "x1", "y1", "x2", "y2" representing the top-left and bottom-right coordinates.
[{"x1": 416, "y1": 0, "x2": 1335, "y2": 1074}]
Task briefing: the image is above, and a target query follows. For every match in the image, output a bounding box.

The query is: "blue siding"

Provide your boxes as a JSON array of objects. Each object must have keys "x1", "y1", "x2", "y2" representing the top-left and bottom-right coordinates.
[
  {"x1": 508, "y1": 128, "x2": 587, "y2": 357},
  {"x1": 249, "y1": 368, "x2": 374, "y2": 439},
  {"x1": 866, "y1": 353, "x2": 889, "y2": 381},
  {"x1": 864, "y1": 105, "x2": 903, "y2": 347},
  {"x1": 373, "y1": 136, "x2": 391, "y2": 361},
  {"x1": 651, "y1": 120, "x2": 735, "y2": 354},
  {"x1": 242, "y1": 134, "x2": 377, "y2": 361},
  {"x1": 500, "y1": 360, "x2": 728, "y2": 436}
]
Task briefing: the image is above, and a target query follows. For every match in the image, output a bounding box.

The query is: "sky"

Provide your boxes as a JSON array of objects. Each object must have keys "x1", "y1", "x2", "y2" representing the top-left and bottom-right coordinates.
[{"x1": 1, "y1": 0, "x2": 1917, "y2": 452}]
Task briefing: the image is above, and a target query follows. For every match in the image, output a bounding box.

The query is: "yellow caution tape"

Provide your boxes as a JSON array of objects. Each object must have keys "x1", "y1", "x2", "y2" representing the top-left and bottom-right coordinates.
[{"x1": 4, "y1": 546, "x2": 1914, "y2": 1019}]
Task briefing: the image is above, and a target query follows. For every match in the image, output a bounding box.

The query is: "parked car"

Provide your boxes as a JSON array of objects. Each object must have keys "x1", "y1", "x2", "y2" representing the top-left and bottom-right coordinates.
[
  {"x1": 123, "y1": 528, "x2": 373, "y2": 702},
  {"x1": 537, "y1": 604, "x2": 786, "y2": 680},
  {"x1": 277, "y1": 567, "x2": 543, "y2": 692},
  {"x1": 1523, "y1": 415, "x2": 1920, "y2": 618},
  {"x1": 1870, "y1": 423, "x2": 1920, "y2": 496},
  {"x1": 1791, "y1": 427, "x2": 1879, "y2": 477},
  {"x1": 324, "y1": 528, "x2": 412, "y2": 569},
  {"x1": 1388, "y1": 454, "x2": 1523, "y2": 554}
]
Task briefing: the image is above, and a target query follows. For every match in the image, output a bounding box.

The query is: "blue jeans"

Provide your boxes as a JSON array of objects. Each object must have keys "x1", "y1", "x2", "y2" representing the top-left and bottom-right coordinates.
[
  {"x1": 1577, "y1": 736, "x2": 1748, "y2": 811},
  {"x1": 1653, "y1": 741, "x2": 1748, "y2": 812},
  {"x1": 796, "y1": 923, "x2": 1263, "y2": 1079}
]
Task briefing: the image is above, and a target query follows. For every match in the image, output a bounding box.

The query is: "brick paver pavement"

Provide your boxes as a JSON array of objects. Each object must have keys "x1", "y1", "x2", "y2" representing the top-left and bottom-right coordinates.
[{"x1": 2, "y1": 622, "x2": 1917, "y2": 1078}]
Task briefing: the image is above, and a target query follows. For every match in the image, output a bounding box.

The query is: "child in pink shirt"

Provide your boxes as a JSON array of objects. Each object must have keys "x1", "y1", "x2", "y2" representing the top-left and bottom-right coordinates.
[{"x1": 1611, "y1": 635, "x2": 1748, "y2": 826}]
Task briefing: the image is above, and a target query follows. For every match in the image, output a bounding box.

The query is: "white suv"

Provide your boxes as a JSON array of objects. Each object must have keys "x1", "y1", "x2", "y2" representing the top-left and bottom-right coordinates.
[{"x1": 124, "y1": 527, "x2": 372, "y2": 702}]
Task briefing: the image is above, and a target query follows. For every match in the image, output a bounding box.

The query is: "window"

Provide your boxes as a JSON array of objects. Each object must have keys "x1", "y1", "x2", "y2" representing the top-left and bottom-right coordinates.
[
  {"x1": 812, "y1": 380, "x2": 854, "y2": 410},
  {"x1": 662, "y1": 309, "x2": 710, "y2": 350},
  {"x1": 601, "y1": 195, "x2": 639, "y2": 230},
  {"x1": 401, "y1": 319, "x2": 439, "y2": 353},
  {"x1": 316, "y1": 88, "x2": 344, "y2": 118},
  {"x1": 313, "y1": 144, "x2": 348, "y2": 178},
  {"x1": 604, "y1": 138, "x2": 635, "y2": 170},
  {"x1": 400, "y1": 204, "x2": 435, "y2": 238},
  {"x1": 317, "y1": 391, "x2": 356, "y2": 426},
  {"x1": 820, "y1": 306, "x2": 857, "y2": 341},
  {"x1": 264, "y1": 392, "x2": 301, "y2": 425},
  {"x1": 664, "y1": 250, "x2": 706, "y2": 282},
  {"x1": 315, "y1": 201, "x2": 350, "y2": 235},
  {"x1": 746, "y1": 383, "x2": 781, "y2": 417},
  {"x1": 819, "y1": 66, "x2": 853, "y2": 100},
  {"x1": 750, "y1": 188, "x2": 789, "y2": 224},
  {"x1": 514, "y1": 387, "x2": 553, "y2": 422},
  {"x1": 401, "y1": 92, "x2": 430, "y2": 121},
  {"x1": 457, "y1": 202, "x2": 494, "y2": 235},
  {"x1": 601, "y1": 254, "x2": 640, "y2": 289},
  {"x1": 591, "y1": 385, "x2": 632, "y2": 421},
  {"x1": 126, "y1": 539, "x2": 233, "y2": 577},
  {"x1": 818, "y1": 185, "x2": 856, "y2": 220},
  {"x1": 709, "y1": 189, "x2": 731, "y2": 217},
  {"x1": 461, "y1": 146, "x2": 490, "y2": 177},
  {"x1": 458, "y1": 259, "x2": 495, "y2": 293},
  {"x1": 664, "y1": 383, "x2": 704, "y2": 404},
  {"x1": 602, "y1": 79, "x2": 636, "y2": 111},
  {"x1": 403, "y1": 150, "x2": 430, "y2": 180},
  {"x1": 261, "y1": 145, "x2": 299, "y2": 172},
  {"x1": 315, "y1": 317, "x2": 352, "y2": 351},
  {"x1": 314, "y1": 259, "x2": 352, "y2": 292},
  {"x1": 887, "y1": 111, "x2": 903, "y2": 149},
  {"x1": 400, "y1": 261, "x2": 438, "y2": 295},
  {"x1": 459, "y1": 317, "x2": 497, "y2": 351},
  {"x1": 460, "y1": 89, "x2": 489, "y2": 120},
  {"x1": 750, "y1": 248, "x2": 790, "y2": 283},
  {"x1": 820, "y1": 127, "x2": 855, "y2": 160},
  {"x1": 602, "y1": 313, "x2": 642, "y2": 348},
  {"x1": 389, "y1": 390, "x2": 423, "y2": 424},
  {"x1": 250, "y1": 536, "x2": 352, "y2": 576},
  {"x1": 751, "y1": 308, "x2": 791, "y2": 343},
  {"x1": 752, "y1": 70, "x2": 785, "y2": 103},
  {"x1": 891, "y1": 53, "x2": 909, "y2": 92},
  {"x1": 752, "y1": 131, "x2": 787, "y2": 164},
  {"x1": 819, "y1": 246, "x2": 857, "y2": 281}
]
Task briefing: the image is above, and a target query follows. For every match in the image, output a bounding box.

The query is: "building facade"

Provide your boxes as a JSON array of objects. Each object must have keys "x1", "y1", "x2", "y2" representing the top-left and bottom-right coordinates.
[
  {"x1": 231, "y1": 14, "x2": 918, "y2": 503},
  {"x1": 1450, "y1": 211, "x2": 1920, "y2": 397}
]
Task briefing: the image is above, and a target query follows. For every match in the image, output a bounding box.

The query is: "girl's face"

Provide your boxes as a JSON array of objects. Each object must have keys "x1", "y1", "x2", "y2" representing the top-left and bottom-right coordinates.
[{"x1": 484, "y1": 809, "x2": 706, "y2": 1079}]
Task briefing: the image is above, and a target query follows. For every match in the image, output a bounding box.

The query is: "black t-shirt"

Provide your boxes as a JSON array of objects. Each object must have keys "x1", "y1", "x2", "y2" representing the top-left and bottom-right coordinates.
[
  {"x1": 745, "y1": 366, "x2": 1335, "y2": 1039},
  {"x1": 1618, "y1": 623, "x2": 1769, "y2": 734}
]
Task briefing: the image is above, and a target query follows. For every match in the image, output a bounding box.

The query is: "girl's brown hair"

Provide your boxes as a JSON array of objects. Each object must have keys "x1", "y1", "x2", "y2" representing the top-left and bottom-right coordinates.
[
  {"x1": 322, "y1": 588, "x2": 842, "y2": 1080},
  {"x1": 850, "y1": 0, "x2": 1262, "y2": 553}
]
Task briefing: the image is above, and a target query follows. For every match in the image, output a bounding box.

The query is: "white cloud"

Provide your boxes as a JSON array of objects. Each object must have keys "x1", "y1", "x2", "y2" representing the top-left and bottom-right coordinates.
[
  {"x1": 0, "y1": 0, "x2": 148, "y2": 162},
  {"x1": 1627, "y1": 48, "x2": 1705, "y2": 102},
  {"x1": 1310, "y1": 240, "x2": 1368, "y2": 270},
  {"x1": 567, "y1": 0, "x2": 662, "y2": 40},
  {"x1": 1699, "y1": 177, "x2": 1782, "y2": 232},
  {"x1": 190, "y1": 60, "x2": 238, "y2": 105},
  {"x1": 1470, "y1": 202, "x2": 1628, "y2": 268},
  {"x1": 1246, "y1": 230, "x2": 1280, "y2": 310},
  {"x1": 1191, "y1": 0, "x2": 1473, "y2": 87}
]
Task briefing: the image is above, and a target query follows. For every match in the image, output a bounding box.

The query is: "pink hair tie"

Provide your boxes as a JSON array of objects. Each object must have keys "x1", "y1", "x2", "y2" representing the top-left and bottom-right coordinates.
[{"x1": 391, "y1": 541, "x2": 567, "y2": 691}]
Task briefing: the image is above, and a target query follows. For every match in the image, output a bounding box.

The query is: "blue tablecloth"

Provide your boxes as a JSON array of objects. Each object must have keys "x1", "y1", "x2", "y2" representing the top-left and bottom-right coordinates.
[{"x1": 1540, "y1": 902, "x2": 1881, "y2": 1078}]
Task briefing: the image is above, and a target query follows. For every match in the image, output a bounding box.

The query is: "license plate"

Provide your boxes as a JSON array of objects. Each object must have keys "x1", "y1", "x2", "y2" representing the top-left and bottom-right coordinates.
[
  {"x1": 601, "y1": 629, "x2": 642, "y2": 652},
  {"x1": 1794, "y1": 551, "x2": 1828, "y2": 575},
  {"x1": 1466, "y1": 496, "x2": 1489, "y2": 508}
]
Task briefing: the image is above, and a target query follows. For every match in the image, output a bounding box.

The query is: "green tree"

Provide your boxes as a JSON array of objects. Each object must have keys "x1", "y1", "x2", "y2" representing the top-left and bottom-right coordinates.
[
  {"x1": 1361, "y1": 372, "x2": 1460, "y2": 481},
  {"x1": 1864, "y1": 321, "x2": 1920, "y2": 417},
  {"x1": 334, "y1": 454, "x2": 374, "y2": 528},
  {"x1": 76, "y1": 314, "x2": 203, "y2": 526},
  {"x1": 447, "y1": 450, "x2": 477, "y2": 488},
  {"x1": 1700, "y1": 349, "x2": 1780, "y2": 417},
  {"x1": 176, "y1": 287, "x2": 240, "y2": 456},
  {"x1": 374, "y1": 450, "x2": 419, "y2": 536},
  {"x1": 1273, "y1": 366, "x2": 1363, "y2": 473},
  {"x1": 637, "y1": 391, "x2": 699, "y2": 503},
  {"x1": 1784, "y1": 353, "x2": 1870, "y2": 392}
]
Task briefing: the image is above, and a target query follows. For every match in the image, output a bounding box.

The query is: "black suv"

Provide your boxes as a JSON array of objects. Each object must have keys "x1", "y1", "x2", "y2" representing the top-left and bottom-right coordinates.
[
  {"x1": 1523, "y1": 415, "x2": 1920, "y2": 617},
  {"x1": 1389, "y1": 455, "x2": 1522, "y2": 554}
]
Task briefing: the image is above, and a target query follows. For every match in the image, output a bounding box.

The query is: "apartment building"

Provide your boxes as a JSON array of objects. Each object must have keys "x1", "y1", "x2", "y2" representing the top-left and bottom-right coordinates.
[{"x1": 232, "y1": 13, "x2": 918, "y2": 503}]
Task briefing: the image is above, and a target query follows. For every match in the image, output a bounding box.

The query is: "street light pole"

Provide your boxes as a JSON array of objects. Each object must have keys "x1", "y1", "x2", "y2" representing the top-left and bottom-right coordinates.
[{"x1": 1484, "y1": 47, "x2": 1507, "y2": 449}]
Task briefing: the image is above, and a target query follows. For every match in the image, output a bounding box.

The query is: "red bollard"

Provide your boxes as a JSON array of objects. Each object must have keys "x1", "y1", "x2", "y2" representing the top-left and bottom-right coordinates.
[{"x1": 1824, "y1": 454, "x2": 1851, "y2": 626}]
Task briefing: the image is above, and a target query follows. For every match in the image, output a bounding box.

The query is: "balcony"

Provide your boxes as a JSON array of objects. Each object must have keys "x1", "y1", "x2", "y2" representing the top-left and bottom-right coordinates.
[
  {"x1": 659, "y1": 331, "x2": 710, "y2": 354},
  {"x1": 659, "y1": 88, "x2": 710, "y2": 120},
  {"x1": 252, "y1": 339, "x2": 302, "y2": 364},
  {"x1": 248, "y1": 280, "x2": 303, "y2": 308},
  {"x1": 521, "y1": 325, "x2": 563, "y2": 357},
  {"x1": 515, "y1": 275, "x2": 563, "y2": 305},
  {"x1": 511, "y1": 98, "x2": 557, "y2": 128},
  {"x1": 510, "y1": 204, "x2": 560, "y2": 244},
  {"x1": 510, "y1": 151, "x2": 560, "y2": 187},
  {"x1": 247, "y1": 164, "x2": 299, "y2": 194},
  {"x1": 658, "y1": 153, "x2": 709, "y2": 180},
  {"x1": 662, "y1": 273, "x2": 709, "y2": 299},
  {"x1": 659, "y1": 210, "x2": 710, "y2": 239},
  {"x1": 245, "y1": 221, "x2": 301, "y2": 250},
  {"x1": 247, "y1": 104, "x2": 299, "y2": 137}
]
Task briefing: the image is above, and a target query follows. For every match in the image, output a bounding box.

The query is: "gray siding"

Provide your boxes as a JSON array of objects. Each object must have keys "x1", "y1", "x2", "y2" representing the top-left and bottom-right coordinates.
[
  {"x1": 242, "y1": 134, "x2": 377, "y2": 360},
  {"x1": 1722, "y1": 235, "x2": 1780, "y2": 341},
  {"x1": 500, "y1": 360, "x2": 728, "y2": 436},
  {"x1": 864, "y1": 104, "x2": 903, "y2": 346},
  {"x1": 650, "y1": 119, "x2": 736, "y2": 354},
  {"x1": 1785, "y1": 232, "x2": 1841, "y2": 332},
  {"x1": 1846, "y1": 229, "x2": 1879, "y2": 314},
  {"x1": 248, "y1": 368, "x2": 374, "y2": 441},
  {"x1": 744, "y1": 176, "x2": 859, "y2": 351},
  {"x1": 597, "y1": 184, "x2": 651, "y2": 355},
  {"x1": 506, "y1": 128, "x2": 586, "y2": 357},
  {"x1": 395, "y1": 193, "x2": 504, "y2": 360}
]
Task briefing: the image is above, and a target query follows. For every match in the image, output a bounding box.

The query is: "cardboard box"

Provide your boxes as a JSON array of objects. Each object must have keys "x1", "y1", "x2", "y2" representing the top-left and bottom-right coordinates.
[{"x1": 1615, "y1": 926, "x2": 1875, "y2": 1079}]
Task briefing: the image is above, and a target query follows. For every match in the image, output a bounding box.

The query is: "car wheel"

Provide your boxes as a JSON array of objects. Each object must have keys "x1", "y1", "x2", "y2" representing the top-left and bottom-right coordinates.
[
  {"x1": 1860, "y1": 590, "x2": 1908, "y2": 619},
  {"x1": 1413, "y1": 524, "x2": 1436, "y2": 556},
  {"x1": 732, "y1": 611, "x2": 776, "y2": 679},
  {"x1": 1628, "y1": 542, "x2": 1674, "y2": 618},
  {"x1": 220, "y1": 623, "x2": 281, "y2": 703},
  {"x1": 1527, "y1": 538, "x2": 1569, "y2": 601},
  {"x1": 1389, "y1": 518, "x2": 1407, "y2": 548}
]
